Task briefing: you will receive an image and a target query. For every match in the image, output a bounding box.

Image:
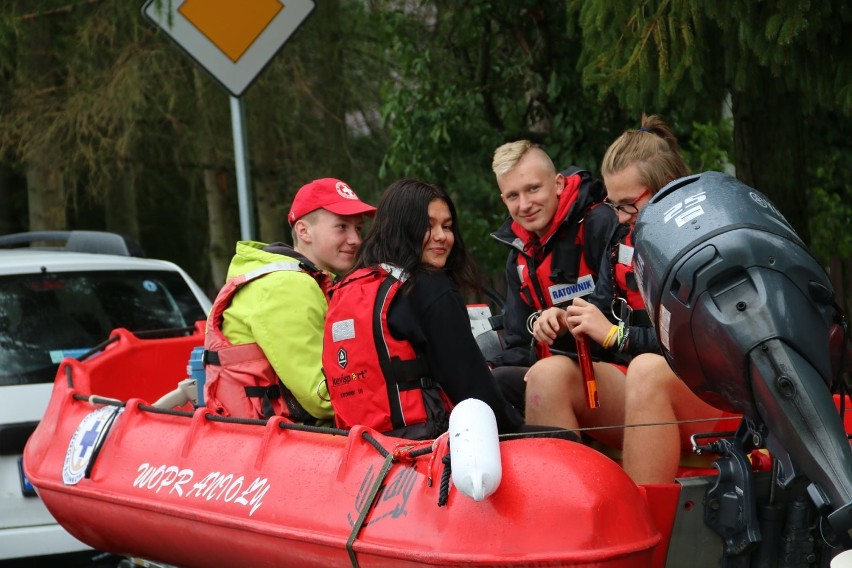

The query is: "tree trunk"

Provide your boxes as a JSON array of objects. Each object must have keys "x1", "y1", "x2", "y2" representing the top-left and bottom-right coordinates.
[
  {"x1": 192, "y1": 67, "x2": 236, "y2": 291},
  {"x1": 255, "y1": 176, "x2": 287, "y2": 245},
  {"x1": 0, "y1": 166, "x2": 20, "y2": 234},
  {"x1": 105, "y1": 169, "x2": 140, "y2": 242},
  {"x1": 26, "y1": 148, "x2": 66, "y2": 231},
  {"x1": 315, "y1": 0, "x2": 348, "y2": 177},
  {"x1": 731, "y1": 69, "x2": 808, "y2": 243},
  {"x1": 203, "y1": 166, "x2": 233, "y2": 289},
  {"x1": 21, "y1": 2, "x2": 66, "y2": 232}
]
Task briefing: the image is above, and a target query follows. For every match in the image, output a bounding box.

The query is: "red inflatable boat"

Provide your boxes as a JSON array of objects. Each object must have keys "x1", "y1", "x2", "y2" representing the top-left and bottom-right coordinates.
[{"x1": 22, "y1": 323, "x2": 852, "y2": 567}]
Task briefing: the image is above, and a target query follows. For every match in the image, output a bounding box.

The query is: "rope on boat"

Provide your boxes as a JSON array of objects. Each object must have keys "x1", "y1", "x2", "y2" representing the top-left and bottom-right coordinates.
[
  {"x1": 562, "y1": 414, "x2": 744, "y2": 434},
  {"x1": 72, "y1": 393, "x2": 125, "y2": 407},
  {"x1": 276, "y1": 421, "x2": 350, "y2": 436},
  {"x1": 137, "y1": 403, "x2": 195, "y2": 417},
  {"x1": 346, "y1": 433, "x2": 450, "y2": 564},
  {"x1": 426, "y1": 432, "x2": 449, "y2": 487},
  {"x1": 499, "y1": 427, "x2": 579, "y2": 442},
  {"x1": 437, "y1": 453, "x2": 452, "y2": 507},
  {"x1": 347, "y1": 431, "x2": 396, "y2": 568}
]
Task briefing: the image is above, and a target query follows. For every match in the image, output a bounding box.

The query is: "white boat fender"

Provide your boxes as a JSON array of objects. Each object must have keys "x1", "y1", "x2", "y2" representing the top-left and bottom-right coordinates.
[
  {"x1": 449, "y1": 398, "x2": 502, "y2": 501},
  {"x1": 832, "y1": 549, "x2": 852, "y2": 568}
]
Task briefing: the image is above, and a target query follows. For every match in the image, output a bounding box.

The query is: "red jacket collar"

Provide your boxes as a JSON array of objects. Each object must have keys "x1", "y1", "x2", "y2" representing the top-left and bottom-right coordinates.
[{"x1": 510, "y1": 174, "x2": 581, "y2": 248}]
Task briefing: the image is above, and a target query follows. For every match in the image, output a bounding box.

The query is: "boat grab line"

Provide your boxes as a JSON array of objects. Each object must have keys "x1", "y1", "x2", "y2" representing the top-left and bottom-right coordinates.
[{"x1": 348, "y1": 432, "x2": 396, "y2": 568}]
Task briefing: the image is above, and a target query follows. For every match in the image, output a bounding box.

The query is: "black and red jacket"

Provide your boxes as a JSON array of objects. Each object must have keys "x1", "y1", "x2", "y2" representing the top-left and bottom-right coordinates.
[
  {"x1": 490, "y1": 168, "x2": 617, "y2": 366},
  {"x1": 588, "y1": 224, "x2": 660, "y2": 357}
]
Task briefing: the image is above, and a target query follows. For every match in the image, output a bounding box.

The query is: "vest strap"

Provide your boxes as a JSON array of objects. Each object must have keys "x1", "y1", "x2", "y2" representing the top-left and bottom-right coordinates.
[
  {"x1": 397, "y1": 376, "x2": 437, "y2": 391},
  {"x1": 244, "y1": 384, "x2": 283, "y2": 420},
  {"x1": 630, "y1": 309, "x2": 652, "y2": 327},
  {"x1": 386, "y1": 356, "x2": 430, "y2": 381},
  {"x1": 202, "y1": 349, "x2": 220, "y2": 366}
]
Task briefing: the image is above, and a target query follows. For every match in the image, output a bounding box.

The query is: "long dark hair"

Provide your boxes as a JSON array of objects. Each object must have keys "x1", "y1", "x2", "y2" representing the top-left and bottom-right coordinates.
[{"x1": 355, "y1": 178, "x2": 481, "y2": 293}]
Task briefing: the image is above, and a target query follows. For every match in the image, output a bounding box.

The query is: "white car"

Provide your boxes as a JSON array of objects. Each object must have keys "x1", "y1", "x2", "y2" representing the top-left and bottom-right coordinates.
[{"x1": 0, "y1": 231, "x2": 212, "y2": 563}]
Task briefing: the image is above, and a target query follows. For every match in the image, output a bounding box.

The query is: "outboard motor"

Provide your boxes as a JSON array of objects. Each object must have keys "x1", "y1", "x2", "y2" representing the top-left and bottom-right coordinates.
[{"x1": 632, "y1": 171, "x2": 852, "y2": 547}]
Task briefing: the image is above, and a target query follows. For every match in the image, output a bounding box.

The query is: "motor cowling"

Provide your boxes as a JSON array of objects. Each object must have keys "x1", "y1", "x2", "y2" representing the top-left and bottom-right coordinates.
[{"x1": 633, "y1": 171, "x2": 852, "y2": 546}]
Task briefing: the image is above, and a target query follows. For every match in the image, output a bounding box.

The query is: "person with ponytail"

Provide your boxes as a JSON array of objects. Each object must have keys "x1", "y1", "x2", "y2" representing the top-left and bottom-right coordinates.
[{"x1": 526, "y1": 115, "x2": 729, "y2": 484}]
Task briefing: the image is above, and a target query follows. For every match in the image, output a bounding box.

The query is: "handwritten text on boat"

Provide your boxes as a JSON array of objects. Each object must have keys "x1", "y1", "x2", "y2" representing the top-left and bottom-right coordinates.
[{"x1": 133, "y1": 462, "x2": 269, "y2": 516}]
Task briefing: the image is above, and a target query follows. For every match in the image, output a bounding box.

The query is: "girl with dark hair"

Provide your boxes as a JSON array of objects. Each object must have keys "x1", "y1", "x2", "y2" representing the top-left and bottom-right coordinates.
[{"x1": 322, "y1": 178, "x2": 522, "y2": 440}]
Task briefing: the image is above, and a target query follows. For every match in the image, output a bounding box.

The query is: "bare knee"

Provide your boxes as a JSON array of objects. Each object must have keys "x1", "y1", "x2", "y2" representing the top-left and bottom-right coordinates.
[
  {"x1": 625, "y1": 354, "x2": 680, "y2": 403},
  {"x1": 525, "y1": 356, "x2": 581, "y2": 388},
  {"x1": 524, "y1": 356, "x2": 581, "y2": 411}
]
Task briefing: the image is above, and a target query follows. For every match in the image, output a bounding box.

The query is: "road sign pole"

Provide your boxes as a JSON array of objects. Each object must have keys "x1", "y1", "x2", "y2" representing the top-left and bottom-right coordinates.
[
  {"x1": 142, "y1": 0, "x2": 315, "y2": 242},
  {"x1": 230, "y1": 95, "x2": 255, "y2": 241}
]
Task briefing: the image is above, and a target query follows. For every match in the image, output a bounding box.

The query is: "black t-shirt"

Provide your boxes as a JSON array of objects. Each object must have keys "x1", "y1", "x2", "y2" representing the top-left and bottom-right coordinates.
[{"x1": 387, "y1": 269, "x2": 523, "y2": 433}]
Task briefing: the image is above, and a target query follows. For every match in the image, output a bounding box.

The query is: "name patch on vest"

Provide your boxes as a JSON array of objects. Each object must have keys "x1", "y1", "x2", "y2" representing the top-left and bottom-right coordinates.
[
  {"x1": 331, "y1": 319, "x2": 355, "y2": 342},
  {"x1": 548, "y1": 274, "x2": 595, "y2": 306},
  {"x1": 618, "y1": 243, "x2": 634, "y2": 265}
]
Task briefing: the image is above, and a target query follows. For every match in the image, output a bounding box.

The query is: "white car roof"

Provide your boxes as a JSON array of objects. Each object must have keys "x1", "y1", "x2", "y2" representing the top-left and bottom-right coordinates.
[
  {"x1": 0, "y1": 249, "x2": 213, "y2": 311},
  {"x1": 1, "y1": 249, "x2": 188, "y2": 274}
]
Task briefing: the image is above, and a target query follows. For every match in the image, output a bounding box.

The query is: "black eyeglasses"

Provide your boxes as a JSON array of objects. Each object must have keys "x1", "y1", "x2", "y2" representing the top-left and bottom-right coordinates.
[{"x1": 603, "y1": 189, "x2": 651, "y2": 215}]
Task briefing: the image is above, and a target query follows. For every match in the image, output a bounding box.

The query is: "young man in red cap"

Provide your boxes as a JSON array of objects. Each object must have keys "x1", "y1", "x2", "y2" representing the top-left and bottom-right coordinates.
[{"x1": 202, "y1": 178, "x2": 376, "y2": 424}]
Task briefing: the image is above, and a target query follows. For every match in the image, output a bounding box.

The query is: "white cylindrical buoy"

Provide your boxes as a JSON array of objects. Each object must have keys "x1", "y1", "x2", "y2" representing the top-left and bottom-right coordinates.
[
  {"x1": 832, "y1": 549, "x2": 852, "y2": 568},
  {"x1": 449, "y1": 398, "x2": 502, "y2": 501}
]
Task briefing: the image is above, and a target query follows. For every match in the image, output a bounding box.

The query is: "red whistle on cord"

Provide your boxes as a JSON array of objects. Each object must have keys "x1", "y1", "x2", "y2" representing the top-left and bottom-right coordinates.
[{"x1": 576, "y1": 334, "x2": 600, "y2": 409}]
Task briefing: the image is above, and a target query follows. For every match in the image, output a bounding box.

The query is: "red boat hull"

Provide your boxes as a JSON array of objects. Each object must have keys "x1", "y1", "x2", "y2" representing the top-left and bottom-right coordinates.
[{"x1": 24, "y1": 325, "x2": 663, "y2": 567}]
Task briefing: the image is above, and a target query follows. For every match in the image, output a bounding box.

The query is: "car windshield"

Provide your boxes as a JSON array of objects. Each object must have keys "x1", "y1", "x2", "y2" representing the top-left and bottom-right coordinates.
[{"x1": 0, "y1": 270, "x2": 207, "y2": 386}]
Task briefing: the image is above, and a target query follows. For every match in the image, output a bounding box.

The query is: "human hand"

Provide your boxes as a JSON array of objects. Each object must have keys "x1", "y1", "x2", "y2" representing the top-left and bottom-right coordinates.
[
  {"x1": 531, "y1": 307, "x2": 569, "y2": 345},
  {"x1": 564, "y1": 297, "x2": 614, "y2": 347}
]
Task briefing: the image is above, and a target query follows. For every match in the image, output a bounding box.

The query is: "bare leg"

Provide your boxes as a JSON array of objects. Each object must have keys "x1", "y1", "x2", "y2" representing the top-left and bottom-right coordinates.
[
  {"x1": 578, "y1": 362, "x2": 627, "y2": 449},
  {"x1": 524, "y1": 355, "x2": 626, "y2": 448},
  {"x1": 623, "y1": 353, "x2": 727, "y2": 484},
  {"x1": 525, "y1": 355, "x2": 583, "y2": 430}
]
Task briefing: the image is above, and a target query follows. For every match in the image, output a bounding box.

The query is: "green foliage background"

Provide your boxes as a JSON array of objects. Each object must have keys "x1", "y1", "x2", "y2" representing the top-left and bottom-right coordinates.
[{"x1": 0, "y1": 0, "x2": 849, "y2": 303}]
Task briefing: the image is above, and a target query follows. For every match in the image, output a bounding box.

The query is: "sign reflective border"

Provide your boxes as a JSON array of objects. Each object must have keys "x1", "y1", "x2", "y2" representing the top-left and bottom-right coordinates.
[{"x1": 142, "y1": 0, "x2": 315, "y2": 97}]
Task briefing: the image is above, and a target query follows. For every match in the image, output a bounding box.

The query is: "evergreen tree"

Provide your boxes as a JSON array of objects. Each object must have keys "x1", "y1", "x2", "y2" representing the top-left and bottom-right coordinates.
[{"x1": 575, "y1": 0, "x2": 852, "y2": 245}]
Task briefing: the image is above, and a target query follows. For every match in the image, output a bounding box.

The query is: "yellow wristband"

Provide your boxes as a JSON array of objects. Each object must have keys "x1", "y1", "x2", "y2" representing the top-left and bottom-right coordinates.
[{"x1": 602, "y1": 325, "x2": 618, "y2": 349}]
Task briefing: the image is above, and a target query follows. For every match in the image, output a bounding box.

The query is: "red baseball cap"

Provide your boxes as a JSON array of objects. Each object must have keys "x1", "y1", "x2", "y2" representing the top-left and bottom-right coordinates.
[{"x1": 288, "y1": 178, "x2": 376, "y2": 226}]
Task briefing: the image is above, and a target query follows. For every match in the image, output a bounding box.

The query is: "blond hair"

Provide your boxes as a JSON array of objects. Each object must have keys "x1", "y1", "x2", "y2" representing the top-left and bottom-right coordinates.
[
  {"x1": 492, "y1": 140, "x2": 556, "y2": 178},
  {"x1": 600, "y1": 114, "x2": 691, "y2": 194}
]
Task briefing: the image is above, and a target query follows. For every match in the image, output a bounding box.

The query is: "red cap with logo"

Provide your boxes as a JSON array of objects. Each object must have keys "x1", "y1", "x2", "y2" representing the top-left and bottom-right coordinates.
[{"x1": 288, "y1": 178, "x2": 376, "y2": 226}]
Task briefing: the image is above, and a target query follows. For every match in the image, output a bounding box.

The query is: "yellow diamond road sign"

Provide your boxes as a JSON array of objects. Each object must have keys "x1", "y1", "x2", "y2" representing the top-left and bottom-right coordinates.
[{"x1": 143, "y1": 0, "x2": 314, "y2": 97}]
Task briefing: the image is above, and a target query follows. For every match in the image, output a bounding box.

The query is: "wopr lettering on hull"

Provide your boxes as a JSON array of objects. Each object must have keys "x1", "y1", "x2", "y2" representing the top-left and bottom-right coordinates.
[{"x1": 133, "y1": 462, "x2": 269, "y2": 516}]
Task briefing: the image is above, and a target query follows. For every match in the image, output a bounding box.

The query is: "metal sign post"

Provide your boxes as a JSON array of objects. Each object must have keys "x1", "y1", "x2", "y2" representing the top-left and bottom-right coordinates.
[
  {"x1": 142, "y1": 0, "x2": 315, "y2": 240},
  {"x1": 230, "y1": 96, "x2": 255, "y2": 240}
]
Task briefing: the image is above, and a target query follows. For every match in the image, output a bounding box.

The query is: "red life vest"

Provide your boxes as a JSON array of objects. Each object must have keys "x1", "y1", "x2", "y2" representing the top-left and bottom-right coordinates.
[
  {"x1": 613, "y1": 228, "x2": 646, "y2": 311},
  {"x1": 511, "y1": 172, "x2": 604, "y2": 358},
  {"x1": 514, "y1": 174, "x2": 600, "y2": 312},
  {"x1": 323, "y1": 265, "x2": 452, "y2": 437},
  {"x1": 203, "y1": 261, "x2": 327, "y2": 421}
]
